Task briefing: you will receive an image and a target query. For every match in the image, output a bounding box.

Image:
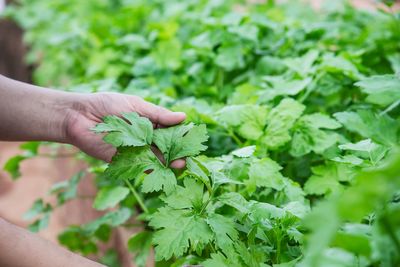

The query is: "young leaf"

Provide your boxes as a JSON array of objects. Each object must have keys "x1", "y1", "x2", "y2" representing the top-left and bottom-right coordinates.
[
  {"x1": 206, "y1": 213, "x2": 238, "y2": 255},
  {"x1": 262, "y1": 98, "x2": 305, "y2": 149},
  {"x1": 104, "y1": 147, "x2": 159, "y2": 181},
  {"x1": 247, "y1": 158, "x2": 286, "y2": 192},
  {"x1": 153, "y1": 123, "x2": 208, "y2": 164},
  {"x1": 93, "y1": 186, "x2": 130, "y2": 210},
  {"x1": 150, "y1": 207, "x2": 213, "y2": 261},
  {"x1": 355, "y1": 74, "x2": 400, "y2": 107},
  {"x1": 93, "y1": 112, "x2": 153, "y2": 147}
]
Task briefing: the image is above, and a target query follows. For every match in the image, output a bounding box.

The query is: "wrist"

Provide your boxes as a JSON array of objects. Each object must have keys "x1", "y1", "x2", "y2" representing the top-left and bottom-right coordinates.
[{"x1": 56, "y1": 92, "x2": 87, "y2": 145}]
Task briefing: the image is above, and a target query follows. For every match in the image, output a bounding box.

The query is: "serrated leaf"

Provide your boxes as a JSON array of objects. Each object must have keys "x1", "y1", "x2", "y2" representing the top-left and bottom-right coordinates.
[
  {"x1": 128, "y1": 231, "x2": 153, "y2": 267},
  {"x1": 93, "y1": 112, "x2": 153, "y2": 147},
  {"x1": 262, "y1": 98, "x2": 305, "y2": 149},
  {"x1": 104, "y1": 146, "x2": 160, "y2": 181},
  {"x1": 219, "y1": 192, "x2": 250, "y2": 214},
  {"x1": 161, "y1": 178, "x2": 204, "y2": 209},
  {"x1": 216, "y1": 105, "x2": 268, "y2": 140},
  {"x1": 93, "y1": 186, "x2": 130, "y2": 210},
  {"x1": 150, "y1": 207, "x2": 212, "y2": 260},
  {"x1": 141, "y1": 167, "x2": 176, "y2": 194},
  {"x1": 206, "y1": 213, "x2": 238, "y2": 255},
  {"x1": 231, "y1": 146, "x2": 256, "y2": 158},
  {"x1": 355, "y1": 74, "x2": 400, "y2": 107},
  {"x1": 153, "y1": 123, "x2": 208, "y2": 164},
  {"x1": 247, "y1": 158, "x2": 285, "y2": 192},
  {"x1": 3, "y1": 155, "x2": 26, "y2": 180}
]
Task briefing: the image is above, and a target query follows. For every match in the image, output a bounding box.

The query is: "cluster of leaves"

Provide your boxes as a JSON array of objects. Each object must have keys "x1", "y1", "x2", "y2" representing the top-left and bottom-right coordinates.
[{"x1": 3, "y1": 0, "x2": 400, "y2": 266}]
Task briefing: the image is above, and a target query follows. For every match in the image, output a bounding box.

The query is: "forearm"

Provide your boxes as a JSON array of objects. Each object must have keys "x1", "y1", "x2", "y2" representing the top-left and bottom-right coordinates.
[
  {"x1": 0, "y1": 75, "x2": 75, "y2": 142},
  {"x1": 0, "y1": 217, "x2": 105, "y2": 267}
]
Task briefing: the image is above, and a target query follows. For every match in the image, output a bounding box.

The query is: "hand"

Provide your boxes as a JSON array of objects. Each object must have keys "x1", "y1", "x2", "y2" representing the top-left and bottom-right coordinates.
[{"x1": 64, "y1": 92, "x2": 186, "y2": 167}]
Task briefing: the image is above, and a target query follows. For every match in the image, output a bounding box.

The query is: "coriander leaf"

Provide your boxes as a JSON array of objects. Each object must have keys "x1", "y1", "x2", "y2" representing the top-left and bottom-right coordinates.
[
  {"x1": 218, "y1": 192, "x2": 250, "y2": 214},
  {"x1": 334, "y1": 110, "x2": 398, "y2": 146},
  {"x1": 216, "y1": 104, "x2": 268, "y2": 140},
  {"x1": 83, "y1": 208, "x2": 133, "y2": 234},
  {"x1": 3, "y1": 155, "x2": 26, "y2": 180},
  {"x1": 153, "y1": 123, "x2": 208, "y2": 164},
  {"x1": 93, "y1": 112, "x2": 153, "y2": 147},
  {"x1": 231, "y1": 145, "x2": 256, "y2": 158},
  {"x1": 150, "y1": 207, "x2": 212, "y2": 261},
  {"x1": 206, "y1": 213, "x2": 238, "y2": 255},
  {"x1": 105, "y1": 147, "x2": 176, "y2": 193},
  {"x1": 355, "y1": 74, "x2": 400, "y2": 107},
  {"x1": 186, "y1": 157, "x2": 210, "y2": 189},
  {"x1": 128, "y1": 231, "x2": 152, "y2": 267},
  {"x1": 141, "y1": 167, "x2": 176, "y2": 194},
  {"x1": 301, "y1": 113, "x2": 342, "y2": 130},
  {"x1": 262, "y1": 98, "x2": 305, "y2": 149},
  {"x1": 284, "y1": 50, "x2": 319, "y2": 77},
  {"x1": 104, "y1": 147, "x2": 159, "y2": 181},
  {"x1": 203, "y1": 253, "x2": 234, "y2": 267},
  {"x1": 215, "y1": 45, "x2": 244, "y2": 71},
  {"x1": 161, "y1": 178, "x2": 204, "y2": 210},
  {"x1": 93, "y1": 186, "x2": 130, "y2": 210},
  {"x1": 290, "y1": 114, "x2": 341, "y2": 157},
  {"x1": 260, "y1": 77, "x2": 312, "y2": 101},
  {"x1": 304, "y1": 163, "x2": 356, "y2": 196},
  {"x1": 247, "y1": 158, "x2": 286, "y2": 192}
]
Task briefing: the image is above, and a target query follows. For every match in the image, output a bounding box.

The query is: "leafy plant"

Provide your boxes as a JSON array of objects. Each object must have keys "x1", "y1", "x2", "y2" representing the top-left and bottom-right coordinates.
[{"x1": 3, "y1": 0, "x2": 400, "y2": 266}]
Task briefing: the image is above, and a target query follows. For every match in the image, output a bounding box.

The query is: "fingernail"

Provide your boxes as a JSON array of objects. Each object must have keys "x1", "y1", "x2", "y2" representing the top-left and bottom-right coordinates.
[{"x1": 174, "y1": 112, "x2": 186, "y2": 117}]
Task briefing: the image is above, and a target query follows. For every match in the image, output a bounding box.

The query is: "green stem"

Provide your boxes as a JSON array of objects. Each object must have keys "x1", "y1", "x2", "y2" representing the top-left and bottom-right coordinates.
[
  {"x1": 228, "y1": 130, "x2": 243, "y2": 146},
  {"x1": 381, "y1": 215, "x2": 400, "y2": 255},
  {"x1": 124, "y1": 179, "x2": 149, "y2": 214}
]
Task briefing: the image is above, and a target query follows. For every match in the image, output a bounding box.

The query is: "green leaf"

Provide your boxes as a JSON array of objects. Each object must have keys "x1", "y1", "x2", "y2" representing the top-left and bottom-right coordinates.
[
  {"x1": 93, "y1": 186, "x2": 130, "y2": 210},
  {"x1": 83, "y1": 208, "x2": 133, "y2": 234},
  {"x1": 150, "y1": 207, "x2": 213, "y2": 261},
  {"x1": 334, "y1": 110, "x2": 398, "y2": 146},
  {"x1": 104, "y1": 147, "x2": 160, "y2": 181},
  {"x1": 284, "y1": 50, "x2": 319, "y2": 77},
  {"x1": 231, "y1": 145, "x2": 256, "y2": 158},
  {"x1": 216, "y1": 105, "x2": 268, "y2": 140},
  {"x1": 203, "y1": 253, "x2": 237, "y2": 267},
  {"x1": 128, "y1": 231, "x2": 153, "y2": 267},
  {"x1": 3, "y1": 155, "x2": 26, "y2": 180},
  {"x1": 355, "y1": 74, "x2": 400, "y2": 107},
  {"x1": 153, "y1": 123, "x2": 208, "y2": 164},
  {"x1": 215, "y1": 45, "x2": 244, "y2": 71},
  {"x1": 262, "y1": 98, "x2": 305, "y2": 149},
  {"x1": 161, "y1": 178, "x2": 204, "y2": 210},
  {"x1": 304, "y1": 163, "x2": 355, "y2": 196},
  {"x1": 141, "y1": 167, "x2": 176, "y2": 194},
  {"x1": 290, "y1": 113, "x2": 341, "y2": 157},
  {"x1": 247, "y1": 158, "x2": 286, "y2": 192},
  {"x1": 261, "y1": 77, "x2": 312, "y2": 101},
  {"x1": 206, "y1": 213, "x2": 238, "y2": 255},
  {"x1": 93, "y1": 112, "x2": 153, "y2": 147},
  {"x1": 218, "y1": 192, "x2": 249, "y2": 214}
]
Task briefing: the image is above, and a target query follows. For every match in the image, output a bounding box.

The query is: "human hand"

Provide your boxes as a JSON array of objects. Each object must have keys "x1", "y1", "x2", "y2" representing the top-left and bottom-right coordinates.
[{"x1": 64, "y1": 92, "x2": 186, "y2": 167}]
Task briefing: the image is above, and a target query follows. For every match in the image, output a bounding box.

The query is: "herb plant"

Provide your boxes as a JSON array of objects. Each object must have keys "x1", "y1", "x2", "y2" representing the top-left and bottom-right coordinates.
[{"x1": 3, "y1": 0, "x2": 400, "y2": 266}]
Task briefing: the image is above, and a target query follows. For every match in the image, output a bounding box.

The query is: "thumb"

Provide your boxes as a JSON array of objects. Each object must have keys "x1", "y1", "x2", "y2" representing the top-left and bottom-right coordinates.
[{"x1": 130, "y1": 96, "x2": 186, "y2": 126}]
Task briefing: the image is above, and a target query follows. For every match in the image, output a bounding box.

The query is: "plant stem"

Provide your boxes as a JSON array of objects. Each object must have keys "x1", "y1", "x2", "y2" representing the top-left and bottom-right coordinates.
[
  {"x1": 228, "y1": 130, "x2": 243, "y2": 146},
  {"x1": 124, "y1": 179, "x2": 149, "y2": 214},
  {"x1": 381, "y1": 215, "x2": 400, "y2": 255}
]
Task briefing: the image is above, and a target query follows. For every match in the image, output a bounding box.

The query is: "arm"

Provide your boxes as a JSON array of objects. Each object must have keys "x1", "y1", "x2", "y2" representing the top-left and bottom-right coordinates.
[
  {"x1": 0, "y1": 75, "x2": 187, "y2": 266},
  {"x1": 0, "y1": 74, "x2": 186, "y2": 164},
  {"x1": 0, "y1": 217, "x2": 104, "y2": 267}
]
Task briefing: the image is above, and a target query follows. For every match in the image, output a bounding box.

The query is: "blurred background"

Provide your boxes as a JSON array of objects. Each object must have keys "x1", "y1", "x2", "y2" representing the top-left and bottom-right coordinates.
[{"x1": 0, "y1": 0, "x2": 399, "y2": 266}]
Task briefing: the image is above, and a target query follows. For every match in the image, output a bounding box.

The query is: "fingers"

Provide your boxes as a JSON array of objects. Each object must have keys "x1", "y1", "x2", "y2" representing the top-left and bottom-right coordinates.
[
  {"x1": 170, "y1": 159, "x2": 186, "y2": 169},
  {"x1": 130, "y1": 96, "x2": 186, "y2": 126}
]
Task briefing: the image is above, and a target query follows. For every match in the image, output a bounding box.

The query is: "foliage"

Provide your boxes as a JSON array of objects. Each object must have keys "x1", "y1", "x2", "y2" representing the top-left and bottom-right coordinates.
[{"x1": 3, "y1": 0, "x2": 400, "y2": 266}]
